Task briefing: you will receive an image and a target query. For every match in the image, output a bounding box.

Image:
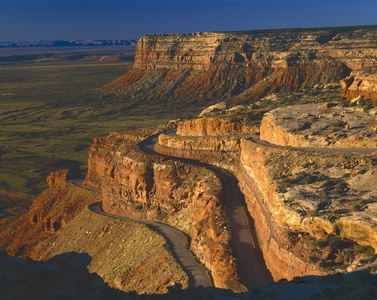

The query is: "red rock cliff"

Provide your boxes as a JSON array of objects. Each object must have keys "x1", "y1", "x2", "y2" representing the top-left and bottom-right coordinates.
[
  {"x1": 84, "y1": 133, "x2": 244, "y2": 291},
  {"x1": 100, "y1": 26, "x2": 377, "y2": 104},
  {"x1": 341, "y1": 68, "x2": 377, "y2": 101}
]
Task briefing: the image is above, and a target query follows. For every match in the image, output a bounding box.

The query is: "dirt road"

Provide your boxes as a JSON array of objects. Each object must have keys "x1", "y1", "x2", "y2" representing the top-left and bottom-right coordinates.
[
  {"x1": 71, "y1": 180, "x2": 212, "y2": 288},
  {"x1": 140, "y1": 135, "x2": 274, "y2": 289}
]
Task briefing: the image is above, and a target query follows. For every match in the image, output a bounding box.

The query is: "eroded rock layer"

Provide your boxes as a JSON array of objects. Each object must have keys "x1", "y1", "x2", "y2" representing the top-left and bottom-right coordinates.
[
  {"x1": 176, "y1": 117, "x2": 257, "y2": 136},
  {"x1": 157, "y1": 116, "x2": 377, "y2": 280},
  {"x1": 101, "y1": 26, "x2": 377, "y2": 104},
  {"x1": 84, "y1": 133, "x2": 244, "y2": 291},
  {"x1": 341, "y1": 68, "x2": 377, "y2": 101}
]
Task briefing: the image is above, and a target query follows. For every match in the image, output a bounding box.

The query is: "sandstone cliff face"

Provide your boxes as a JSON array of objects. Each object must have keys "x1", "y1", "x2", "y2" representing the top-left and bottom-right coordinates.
[
  {"x1": 99, "y1": 27, "x2": 377, "y2": 104},
  {"x1": 46, "y1": 169, "x2": 79, "y2": 187},
  {"x1": 341, "y1": 68, "x2": 377, "y2": 101},
  {"x1": 85, "y1": 133, "x2": 243, "y2": 291},
  {"x1": 157, "y1": 133, "x2": 322, "y2": 280},
  {"x1": 176, "y1": 117, "x2": 257, "y2": 136},
  {"x1": 158, "y1": 132, "x2": 242, "y2": 152},
  {"x1": 134, "y1": 29, "x2": 377, "y2": 72},
  {"x1": 156, "y1": 115, "x2": 377, "y2": 280},
  {"x1": 240, "y1": 139, "x2": 377, "y2": 261}
]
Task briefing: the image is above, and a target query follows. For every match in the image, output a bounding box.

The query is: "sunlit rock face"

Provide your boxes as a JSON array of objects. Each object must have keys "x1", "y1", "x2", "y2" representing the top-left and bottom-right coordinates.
[
  {"x1": 341, "y1": 68, "x2": 377, "y2": 101},
  {"x1": 101, "y1": 27, "x2": 377, "y2": 104}
]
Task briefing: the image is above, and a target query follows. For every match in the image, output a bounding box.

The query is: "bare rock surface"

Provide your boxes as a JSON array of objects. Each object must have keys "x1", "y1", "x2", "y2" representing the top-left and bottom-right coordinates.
[
  {"x1": 177, "y1": 117, "x2": 257, "y2": 136},
  {"x1": 0, "y1": 181, "x2": 101, "y2": 256},
  {"x1": 260, "y1": 103, "x2": 377, "y2": 148},
  {"x1": 99, "y1": 26, "x2": 377, "y2": 105},
  {"x1": 341, "y1": 67, "x2": 377, "y2": 101},
  {"x1": 84, "y1": 133, "x2": 242, "y2": 291},
  {"x1": 46, "y1": 169, "x2": 80, "y2": 187}
]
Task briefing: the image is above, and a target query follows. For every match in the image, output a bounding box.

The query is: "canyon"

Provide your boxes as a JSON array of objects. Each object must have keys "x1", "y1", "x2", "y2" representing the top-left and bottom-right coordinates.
[{"x1": 2, "y1": 25, "x2": 377, "y2": 298}]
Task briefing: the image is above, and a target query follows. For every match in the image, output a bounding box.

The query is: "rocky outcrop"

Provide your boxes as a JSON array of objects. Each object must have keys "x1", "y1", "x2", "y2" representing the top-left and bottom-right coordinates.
[
  {"x1": 158, "y1": 133, "x2": 242, "y2": 152},
  {"x1": 239, "y1": 138, "x2": 377, "y2": 267},
  {"x1": 99, "y1": 26, "x2": 377, "y2": 105},
  {"x1": 260, "y1": 103, "x2": 377, "y2": 148},
  {"x1": 237, "y1": 161, "x2": 322, "y2": 280},
  {"x1": 46, "y1": 169, "x2": 79, "y2": 187},
  {"x1": 176, "y1": 117, "x2": 257, "y2": 136},
  {"x1": 0, "y1": 180, "x2": 100, "y2": 256},
  {"x1": 84, "y1": 133, "x2": 243, "y2": 291},
  {"x1": 341, "y1": 68, "x2": 377, "y2": 101},
  {"x1": 157, "y1": 134, "x2": 323, "y2": 280},
  {"x1": 156, "y1": 114, "x2": 377, "y2": 280}
]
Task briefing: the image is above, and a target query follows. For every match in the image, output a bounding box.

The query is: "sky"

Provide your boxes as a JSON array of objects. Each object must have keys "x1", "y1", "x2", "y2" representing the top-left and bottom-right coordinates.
[{"x1": 1, "y1": 0, "x2": 377, "y2": 41}]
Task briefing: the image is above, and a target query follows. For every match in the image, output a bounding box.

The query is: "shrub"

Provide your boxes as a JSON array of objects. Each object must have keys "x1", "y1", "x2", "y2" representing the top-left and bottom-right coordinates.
[
  {"x1": 317, "y1": 234, "x2": 351, "y2": 250},
  {"x1": 309, "y1": 256, "x2": 319, "y2": 263},
  {"x1": 353, "y1": 203, "x2": 363, "y2": 211}
]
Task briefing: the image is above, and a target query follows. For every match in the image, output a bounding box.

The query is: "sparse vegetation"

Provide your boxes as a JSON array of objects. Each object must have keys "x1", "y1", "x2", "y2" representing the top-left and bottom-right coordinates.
[
  {"x1": 307, "y1": 234, "x2": 376, "y2": 271},
  {"x1": 34, "y1": 207, "x2": 189, "y2": 294},
  {"x1": 277, "y1": 171, "x2": 329, "y2": 193},
  {"x1": 0, "y1": 50, "x2": 202, "y2": 202},
  {"x1": 359, "y1": 97, "x2": 374, "y2": 111}
]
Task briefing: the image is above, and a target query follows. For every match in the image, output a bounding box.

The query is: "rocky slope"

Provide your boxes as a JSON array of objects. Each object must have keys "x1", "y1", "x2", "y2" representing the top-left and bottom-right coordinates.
[
  {"x1": 0, "y1": 172, "x2": 191, "y2": 295},
  {"x1": 99, "y1": 26, "x2": 377, "y2": 105},
  {"x1": 0, "y1": 190, "x2": 32, "y2": 229},
  {"x1": 0, "y1": 178, "x2": 100, "y2": 256},
  {"x1": 34, "y1": 206, "x2": 188, "y2": 294}
]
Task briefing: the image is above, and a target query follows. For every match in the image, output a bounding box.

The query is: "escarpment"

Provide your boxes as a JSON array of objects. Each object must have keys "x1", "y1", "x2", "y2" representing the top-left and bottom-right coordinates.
[
  {"x1": 157, "y1": 129, "x2": 323, "y2": 280},
  {"x1": 156, "y1": 111, "x2": 377, "y2": 281},
  {"x1": 84, "y1": 133, "x2": 244, "y2": 291},
  {"x1": 100, "y1": 26, "x2": 377, "y2": 104},
  {"x1": 176, "y1": 117, "x2": 257, "y2": 136}
]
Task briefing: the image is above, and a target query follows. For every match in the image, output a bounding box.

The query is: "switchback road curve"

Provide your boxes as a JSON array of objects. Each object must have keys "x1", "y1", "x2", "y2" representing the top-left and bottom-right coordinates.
[
  {"x1": 71, "y1": 180, "x2": 212, "y2": 288},
  {"x1": 140, "y1": 135, "x2": 274, "y2": 289}
]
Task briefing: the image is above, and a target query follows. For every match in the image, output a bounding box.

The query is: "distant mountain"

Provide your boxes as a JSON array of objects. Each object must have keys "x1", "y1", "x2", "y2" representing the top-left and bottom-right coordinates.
[{"x1": 0, "y1": 39, "x2": 138, "y2": 48}]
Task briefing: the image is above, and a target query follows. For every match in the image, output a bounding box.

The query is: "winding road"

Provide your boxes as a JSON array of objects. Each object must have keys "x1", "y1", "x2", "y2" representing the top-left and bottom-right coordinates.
[
  {"x1": 77, "y1": 130, "x2": 376, "y2": 291},
  {"x1": 164, "y1": 131, "x2": 377, "y2": 154},
  {"x1": 71, "y1": 180, "x2": 212, "y2": 288},
  {"x1": 140, "y1": 134, "x2": 274, "y2": 289},
  {"x1": 148, "y1": 131, "x2": 377, "y2": 287}
]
